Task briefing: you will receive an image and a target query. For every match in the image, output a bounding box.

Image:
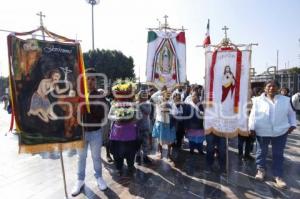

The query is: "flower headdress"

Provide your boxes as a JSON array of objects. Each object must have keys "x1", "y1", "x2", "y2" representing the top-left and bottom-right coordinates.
[{"x1": 112, "y1": 78, "x2": 136, "y2": 101}]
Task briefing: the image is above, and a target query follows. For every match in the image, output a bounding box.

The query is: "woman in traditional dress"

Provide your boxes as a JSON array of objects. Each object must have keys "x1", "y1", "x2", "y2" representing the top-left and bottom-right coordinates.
[
  {"x1": 151, "y1": 86, "x2": 176, "y2": 161},
  {"x1": 108, "y1": 80, "x2": 139, "y2": 176},
  {"x1": 184, "y1": 91, "x2": 205, "y2": 155}
]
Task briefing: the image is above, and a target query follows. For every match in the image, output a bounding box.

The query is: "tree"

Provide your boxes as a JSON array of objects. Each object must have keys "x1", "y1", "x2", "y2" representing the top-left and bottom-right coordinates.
[
  {"x1": 83, "y1": 49, "x2": 135, "y2": 84},
  {"x1": 288, "y1": 67, "x2": 300, "y2": 74}
]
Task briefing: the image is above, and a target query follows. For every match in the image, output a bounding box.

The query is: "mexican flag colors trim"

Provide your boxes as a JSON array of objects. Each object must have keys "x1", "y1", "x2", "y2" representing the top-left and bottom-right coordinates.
[
  {"x1": 204, "y1": 48, "x2": 251, "y2": 137},
  {"x1": 146, "y1": 30, "x2": 186, "y2": 89}
]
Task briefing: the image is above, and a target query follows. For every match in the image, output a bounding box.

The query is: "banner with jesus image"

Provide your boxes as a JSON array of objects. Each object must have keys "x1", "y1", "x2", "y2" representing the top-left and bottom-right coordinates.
[
  {"x1": 7, "y1": 35, "x2": 86, "y2": 153},
  {"x1": 204, "y1": 48, "x2": 251, "y2": 137}
]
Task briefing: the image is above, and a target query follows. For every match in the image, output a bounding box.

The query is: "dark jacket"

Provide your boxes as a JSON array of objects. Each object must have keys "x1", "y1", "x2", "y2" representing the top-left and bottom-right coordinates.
[
  {"x1": 184, "y1": 103, "x2": 204, "y2": 130},
  {"x1": 82, "y1": 90, "x2": 107, "y2": 132}
]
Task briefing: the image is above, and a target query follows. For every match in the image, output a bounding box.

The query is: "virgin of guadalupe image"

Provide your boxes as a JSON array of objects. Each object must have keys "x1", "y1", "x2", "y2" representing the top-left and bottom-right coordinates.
[
  {"x1": 160, "y1": 46, "x2": 172, "y2": 74},
  {"x1": 27, "y1": 69, "x2": 70, "y2": 123},
  {"x1": 221, "y1": 65, "x2": 235, "y2": 103},
  {"x1": 154, "y1": 41, "x2": 177, "y2": 87}
]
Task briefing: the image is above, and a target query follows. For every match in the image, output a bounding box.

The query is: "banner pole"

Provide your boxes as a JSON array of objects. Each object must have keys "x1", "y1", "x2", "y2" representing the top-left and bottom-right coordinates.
[
  {"x1": 226, "y1": 137, "x2": 229, "y2": 182},
  {"x1": 60, "y1": 150, "x2": 69, "y2": 199}
]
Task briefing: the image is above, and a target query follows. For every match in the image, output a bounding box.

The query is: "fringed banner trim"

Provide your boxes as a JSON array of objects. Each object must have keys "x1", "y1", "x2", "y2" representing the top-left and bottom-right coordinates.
[
  {"x1": 19, "y1": 140, "x2": 84, "y2": 154},
  {"x1": 205, "y1": 127, "x2": 249, "y2": 138},
  {"x1": 12, "y1": 26, "x2": 76, "y2": 43}
]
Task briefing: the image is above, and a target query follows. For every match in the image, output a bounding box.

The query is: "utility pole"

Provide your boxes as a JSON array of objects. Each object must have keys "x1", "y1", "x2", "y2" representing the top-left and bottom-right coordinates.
[
  {"x1": 298, "y1": 38, "x2": 300, "y2": 67},
  {"x1": 276, "y1": 50, "x2": 279, "y2": 72},
  {"x1": 36, "y1": 11, "x2": 46, "y2": 40},
  {"x1": 86, "y1": 0, "x2": 100, "y2": 50}
]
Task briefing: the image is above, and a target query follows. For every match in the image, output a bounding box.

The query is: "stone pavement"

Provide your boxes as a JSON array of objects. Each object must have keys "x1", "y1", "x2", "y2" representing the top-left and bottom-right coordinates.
[{"x1": 0, "y1": 105, "x2": 300, "y2": 199}]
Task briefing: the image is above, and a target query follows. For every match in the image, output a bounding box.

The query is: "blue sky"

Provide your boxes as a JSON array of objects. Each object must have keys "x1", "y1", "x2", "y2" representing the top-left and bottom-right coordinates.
[{"x1": 0, "y1": 0, "x2": 299, "y2": 84}]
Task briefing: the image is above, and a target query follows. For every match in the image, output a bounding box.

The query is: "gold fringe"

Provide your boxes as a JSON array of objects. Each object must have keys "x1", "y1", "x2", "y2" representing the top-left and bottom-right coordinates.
[
  {"x1": 19, "y1": 140, "x2": 84, "y2": 154},
  {"x1": 205, "y1": 127, "x2": 249, "y2": 138},
  {"x1": 207, "y1": 101, "x2": 213, "y2": 107},
  {"x1": 234, "y1": 106, "x2": 239, "y2": 113}
]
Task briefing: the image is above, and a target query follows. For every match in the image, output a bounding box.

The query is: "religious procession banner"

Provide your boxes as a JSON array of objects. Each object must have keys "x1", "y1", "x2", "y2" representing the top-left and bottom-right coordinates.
[
  {"x1": 7, "y1": 34, "x2": 86, "y2": 153},
  {"x1": 146, "y1": 30, "x2": 186, "y2": 89},
  {"x1": 204, "y1": 47, "x2": 251, "y2": 137}
]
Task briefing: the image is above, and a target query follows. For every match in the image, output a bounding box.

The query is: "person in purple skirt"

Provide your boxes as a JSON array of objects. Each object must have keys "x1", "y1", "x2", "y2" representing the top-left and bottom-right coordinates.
[{"x1": 108, "y1": 81, "x2": 139, "y2": 176}]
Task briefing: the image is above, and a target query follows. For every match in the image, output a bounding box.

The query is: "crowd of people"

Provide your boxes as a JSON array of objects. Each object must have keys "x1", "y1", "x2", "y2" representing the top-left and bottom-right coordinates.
[
  {"x1": 20, "y1": 67, "x2": 294, "y2": 196},
  {"x1": 1, "y1": 68, "x2": 297, "y2": 195}
]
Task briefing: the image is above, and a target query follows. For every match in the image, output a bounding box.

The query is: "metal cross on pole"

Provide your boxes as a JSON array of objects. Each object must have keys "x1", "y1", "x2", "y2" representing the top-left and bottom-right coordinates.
[
  {"x1": 222, "y1": 25, "x2": 229, "y2": 39},
  {"x1": 162, "y1": 15, "x2": 169, "y2": 31},
  {"x1": 36, "y1": 11, "x2": 46, "y2": 40}
]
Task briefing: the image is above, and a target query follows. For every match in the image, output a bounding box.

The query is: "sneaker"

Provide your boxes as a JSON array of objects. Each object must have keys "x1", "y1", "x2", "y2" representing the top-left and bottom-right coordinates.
[
  {"x1": 156, "y1": 152, "x2": 163, "y2": 159},
  {"x1": 97, "y1": 177, "x2": 108, "y2": 191},
  {"x1": 71, "y1": 180, "x2": 84, "y2": 196},
  {"x1": 167, "y1": 154, "x2": 173, "y2": 162},
  {"x1": 255, "y1": 169, "x2": 266, "y2": 181},
  {"x1": 274, "y1": 177, "x2": 287, "y2": 189}
]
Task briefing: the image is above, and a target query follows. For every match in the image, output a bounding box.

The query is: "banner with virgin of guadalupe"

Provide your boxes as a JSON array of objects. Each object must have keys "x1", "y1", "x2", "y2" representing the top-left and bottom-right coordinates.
[
  {"x1": 7, "y1": 34, "x2": 86, "y2": 153},
  {"x1": 204, "y1": 47, "x2": 251, "y2": 137},
  {"x1": 146, "y1": 30, "x2": 186, "y2": 89}
]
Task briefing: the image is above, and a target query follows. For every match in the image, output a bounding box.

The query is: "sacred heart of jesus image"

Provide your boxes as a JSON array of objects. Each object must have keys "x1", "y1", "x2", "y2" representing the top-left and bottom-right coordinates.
[{"x1": 221, "y1": 65, "x2": 235, "y2": 103}]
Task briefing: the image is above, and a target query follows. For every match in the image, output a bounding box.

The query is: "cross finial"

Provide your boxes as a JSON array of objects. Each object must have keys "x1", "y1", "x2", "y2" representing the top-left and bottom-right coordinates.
[
  {"x1": 163, "y1": 15, "x2": 169, "y2": 29},
  {"x1": 37, "y1": 11, "x2": 46, "y2": 40},
  {"x1": 36, "y1": 11, "x2": 46, "y2": 27},
  {"x1": 222, "y1": 25, "x2": 229, "y2": 39}
]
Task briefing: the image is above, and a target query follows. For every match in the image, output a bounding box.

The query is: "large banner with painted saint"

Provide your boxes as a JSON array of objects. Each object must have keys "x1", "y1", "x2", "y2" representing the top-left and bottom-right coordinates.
[
  {"x1": 7, "y1": 35, "x2": 86, "y2": 153},
  {"x1": 204, "y1": 47, "x2": 251, "y2": 137},
  {"x1": 146, "y1": 30, "x2": 186, "y2": 89}
]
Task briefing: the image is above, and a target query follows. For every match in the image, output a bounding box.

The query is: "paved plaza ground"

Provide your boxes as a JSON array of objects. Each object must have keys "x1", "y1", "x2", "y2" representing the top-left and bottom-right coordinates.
[{"x1": 0, "y1": 104, "x2": 300, "y2": 199}]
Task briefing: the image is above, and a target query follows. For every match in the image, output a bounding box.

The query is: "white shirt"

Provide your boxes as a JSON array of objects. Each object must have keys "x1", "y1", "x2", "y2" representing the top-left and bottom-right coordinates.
[
  {"x1": 248, "y1": 93, "x2": 296, "y2": 137},
  {"x1": 151, "y1": 90, "x2": 172, "y2": 123}
]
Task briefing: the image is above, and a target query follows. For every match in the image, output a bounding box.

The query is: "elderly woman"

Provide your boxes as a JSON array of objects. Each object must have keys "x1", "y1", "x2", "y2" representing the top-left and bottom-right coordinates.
[{"x1": 249, "y1": 80, "x2": 296, "y2": 189}]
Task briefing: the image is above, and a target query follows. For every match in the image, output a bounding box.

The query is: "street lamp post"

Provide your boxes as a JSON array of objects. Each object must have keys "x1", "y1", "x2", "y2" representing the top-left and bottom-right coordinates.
[{"x1": 86, "y1": 0, "x2": 100, "y2": 50}]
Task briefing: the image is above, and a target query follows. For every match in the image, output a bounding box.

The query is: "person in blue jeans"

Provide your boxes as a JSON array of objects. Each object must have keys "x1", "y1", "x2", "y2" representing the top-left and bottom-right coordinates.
[
  {"x1": 71, "y1": 68, "x2": 108, "y2": 196},
  {"x1": 205, "y1": 133, "x2": 226, "y2": 173},
  {"x1": 249, "y1": 80, "x2": 296, "y2": 189}
]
